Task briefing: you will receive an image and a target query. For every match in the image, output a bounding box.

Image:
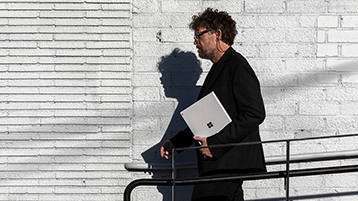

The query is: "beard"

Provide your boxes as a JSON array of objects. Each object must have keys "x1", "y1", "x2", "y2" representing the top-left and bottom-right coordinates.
[{"x1": 197, "y1": 45, "x2": 216, "y2": 60}]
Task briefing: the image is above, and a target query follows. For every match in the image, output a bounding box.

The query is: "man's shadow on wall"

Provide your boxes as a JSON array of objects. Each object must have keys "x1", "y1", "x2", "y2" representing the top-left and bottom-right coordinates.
[{"x1": 141, "y1": 48, "x2": 203, "y2": 201}]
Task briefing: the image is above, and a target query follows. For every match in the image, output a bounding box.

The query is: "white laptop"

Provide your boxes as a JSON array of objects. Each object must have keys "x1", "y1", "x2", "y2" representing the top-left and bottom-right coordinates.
[{"x1": 180, "y1": 91, "x2": 232, "y2": 138}]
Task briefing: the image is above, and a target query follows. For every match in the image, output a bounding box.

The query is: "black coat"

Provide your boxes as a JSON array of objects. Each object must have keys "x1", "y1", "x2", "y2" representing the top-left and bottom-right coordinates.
[{"x1": 171, "y1": 47, "x2": 266, "y2": 176}]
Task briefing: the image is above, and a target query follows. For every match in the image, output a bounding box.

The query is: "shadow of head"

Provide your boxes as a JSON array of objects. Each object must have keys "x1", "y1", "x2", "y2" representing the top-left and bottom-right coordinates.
[
  {"x1": 141, "y1": 48, "x2": 203, "y2": 164},
  {"x1": 158, "y1": 48, "x2": 202, "y2": 100}
]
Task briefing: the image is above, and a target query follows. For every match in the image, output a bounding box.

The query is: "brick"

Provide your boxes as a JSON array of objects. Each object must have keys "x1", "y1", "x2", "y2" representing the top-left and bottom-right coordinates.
[
  {"x1": 132, "y1": 130, "x2": 163, "y2": 145},
  {"x1": 261, "y1": 87, "x2": 286, "y2": 101},
  {"x1": 260, "y1": 115, "x2": 285, "y2": 130},
  {"x1": 0, "y1": 56, "x2": 38, "y2": 64},
  {"x1": 133, "y1": 101, "x2": 175, "y2": 117},
  {"x1": 297, "y1": 43, "x2": 316, "y2": 58},
  {"x1": 86, "y1": 0, "x2": 131, "y2": 2},
  {"x1": 133, "y1": 86, "x2": 160, "y2": 101},
  {"x1": 325, "y1": 116, "x2": 358, "y2": 132},
  {"x1": 102, "y1": 49, "x2": 131, "y2": 56},
  {"x1": 242, "y1": 28, "x2": 286, "y2": 43},
  {"x1": 133, "y1": 42, "x2": 172, "y2": 57},
  {"x1": 283, "y1": 87, "x2": 326, "y2": 101},
  {"x1": 298, "y1": 15, "x2": 318, "y2": 28},
  {"x1": 318, "y1": 15, "x2": 339, "y2": 28},
  {"x1": 86, "y1": 41, "x2": 131, "y2": 49},
  {"x1": 132, "y1": 0, "x2": 159, "y2": 13},
  {"x1": 340, "y1": 101, "x2": 358, "y2": 115},
  {"x1": 101, "y1": 3, "x2": 132, "y2": 11},
  {"x1": 258, "y1": 72, "x2": 297, "y2": 87},
  {"x1": 258, "y1": 44, "x2": 298, "y2": 58},
  {"x1": 286, "y1": 29, "x2": 315, "y2": 43},
  {"x1": 86, "y1": 11, "x2": 130, "y2": 18},
  {"x1": 133, "y1": 28, "x2": 158, "y2": 42},
  {"x1": 245, "y1": 0, "x2": 285, "y2": 13},
  {"x1": 341, "y1": 16, "x2": 358, "y2": 28},
  {"x1": 132, "y1": 14, "x2": 169, "y2": 28},
  {"x1": 299, "y1": 101, "x2": 340, "y2": 115},
  {"x1": 286, "y1": 116, "x2": 326, "y2": 130},
  {"x1": 233, "y1": 44, "x2": 257, "y2": 59},
  {"x1": 327, "y1": 59, "x2": 358, "y2": 71},
  {"x1": 326, "y1": 87, "x2": 358, "y2": 101},
  {"x1": 203, "y1": 0, "x2": 243, "y2": 14},
  {"x1": 100, "y1": 33, "x2": 130, "y2": 41},
  {"x1": 342, "y1": 73, "x2": 358, "y2": 83},
  {"x1": 341, "y1": 44, "x2": 358, "y2": 57},
  {"x1": 161, "y1": 1, "x2": 201, "y2": 13},
  {"x1": 8, "y1": 3, "x2": 54, "y2": 10},
  {"x1": 317, "y1": 73, "x2": 340, "y2": 84},
  {"x1": 0, "y1": 41, "x2": 38, "y2": 48},
  {"x1": 39, "y1": 11, "x2": 86, "y2": 18},
  {"x1": 285, "y1": 59, "x2": 325, "y2": 71},
  {"x1": 54, "y1": 3, "x2": 101, "y2": 10},
  {"x1": 38, "y1": 26, "x2": 86, "y2": 34},
  {"x1": 161, "y1": 28, "x2": 192, "y2": 43},
  {"x1": 101, "y1": 26, "x2": 133, "y2": 37},
  {"x1": 9, "y1": 49, "x2": 55, "y2": 56},
  {"x1": 328, "y1": 0, "x2": 358, "y2": 13},
  {"x1": 132, "y1": 73, "x2": 160, "y2": 86},
  {"x1": 55, "y1": 49, "x2": 101, "y2": 57},
  {"x1": 328, "y1": 30, "x2": 358, "y2": 42},
  {"x1": 8, "y1": 18, "x2": 53, "y2": 26},
  {"x1": 248, "y1": 58, "x2": 285, "y2": 72},
  {"x1": 132, "y1": 117, "x2": 160, "y2": 131},
  {"x1": 289, "y1": 1, "x2": 326, "y2": 13},
  {"x1": 0, "y1": 11, "x2": 38, "y2": 18},
  {"x1": 53, "y1": 34, "x2": 101, "y2": 41},
  {"x1": 9, "y1": 34, "x2": 53, "y2": 41},
  {"x1": 317, "y1": 43, "x2": 338, "y2": 57},
  {"x1": 257, "y1": 15, "x2": 299, "y2": 28},
  {"x1": 102, "y1": 18, "x2": 131, "y2": 26},
  {"x1": 38, "y1": 41, "x2": 86, "y2": 49}
]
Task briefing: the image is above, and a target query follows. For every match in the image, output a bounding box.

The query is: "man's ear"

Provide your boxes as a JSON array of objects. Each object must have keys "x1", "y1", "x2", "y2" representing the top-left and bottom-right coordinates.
[{"x1": 216, "y1": 29, "x2": 222, "y2": 40}]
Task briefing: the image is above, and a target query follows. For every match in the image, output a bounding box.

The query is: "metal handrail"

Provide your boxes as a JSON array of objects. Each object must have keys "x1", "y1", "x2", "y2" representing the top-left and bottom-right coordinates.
[
  {"x1": 124, "y1": 133, "x2": 358, "y2": 201},
  {"x1": 124, "y1": 165, "x2": 358, "y2": 201},
  {"x1": 124, "y1": 149, "x2": 358, "y2": 171}
]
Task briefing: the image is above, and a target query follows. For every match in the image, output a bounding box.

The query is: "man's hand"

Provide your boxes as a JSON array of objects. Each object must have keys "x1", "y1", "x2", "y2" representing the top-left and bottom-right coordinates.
[
  {"x1": 160, "y1": 140, "x2": 175, "y2": 159},
  {"x1": 193, "y1": 136, "x2": 213, "y2": 159}
]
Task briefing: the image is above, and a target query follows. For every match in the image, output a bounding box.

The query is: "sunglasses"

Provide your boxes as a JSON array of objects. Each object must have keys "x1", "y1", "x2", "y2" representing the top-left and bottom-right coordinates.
[{"x1": 194, "y1": 30, "x2": 211, "y2": 40}]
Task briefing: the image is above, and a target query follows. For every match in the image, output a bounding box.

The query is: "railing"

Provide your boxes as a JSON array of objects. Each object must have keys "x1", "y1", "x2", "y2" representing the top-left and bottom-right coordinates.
[{"x1": 124, "y1": 133, "x2": 358, "y2": 201}]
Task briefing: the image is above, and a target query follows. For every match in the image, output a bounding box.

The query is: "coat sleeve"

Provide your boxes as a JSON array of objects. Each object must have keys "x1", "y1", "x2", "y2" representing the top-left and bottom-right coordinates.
[
  {"x1": 207, "y1": 58, "x2": 265, "y2": 159},
  {"x1": 170, "y1": 127, "x2": 196, "y2": 150}
]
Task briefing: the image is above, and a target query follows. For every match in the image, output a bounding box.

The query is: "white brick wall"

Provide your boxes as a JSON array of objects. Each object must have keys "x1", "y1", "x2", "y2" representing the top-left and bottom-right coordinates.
[
  {"x1": 1, "y1": 0, "x2": 358, "y2": 200},
  {"x1": 131, "y1": 0, "x2": 358, "y2": 201},
  {"x1": 0, "y1": 1, "x2": 131, "y2": 200}
]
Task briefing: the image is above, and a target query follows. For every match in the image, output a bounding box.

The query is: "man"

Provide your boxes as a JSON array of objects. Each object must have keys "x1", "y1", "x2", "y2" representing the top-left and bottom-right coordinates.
[{"x1": 161, "y1": 8, "x2": 266, "y2": 201}]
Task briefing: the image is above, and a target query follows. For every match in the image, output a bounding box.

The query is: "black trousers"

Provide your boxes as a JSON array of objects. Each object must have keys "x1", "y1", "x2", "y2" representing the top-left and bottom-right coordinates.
[{"x1": 191, "y1": 179, "x2": 244, "y2": 201}]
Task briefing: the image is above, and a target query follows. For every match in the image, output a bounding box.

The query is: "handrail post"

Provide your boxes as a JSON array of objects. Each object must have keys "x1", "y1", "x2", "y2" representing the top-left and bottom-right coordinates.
[
  {"x1": 172, "y1": 149, "x2": 176, "y2": 201},
  {"x1": 285, "y1": 140, "x2": 290, "y2": 201}
]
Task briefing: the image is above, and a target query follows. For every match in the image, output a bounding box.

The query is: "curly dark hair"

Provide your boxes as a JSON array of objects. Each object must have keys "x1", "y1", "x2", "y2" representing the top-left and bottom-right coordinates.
[{"x1": 189, "y1": 8, "x2": 237, "y2": 46}]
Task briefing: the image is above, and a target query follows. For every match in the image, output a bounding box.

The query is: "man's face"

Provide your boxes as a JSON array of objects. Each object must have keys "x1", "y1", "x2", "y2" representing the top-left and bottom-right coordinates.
[{"x1": 194, "y1": 27, "x2": 217, "y2": 60}]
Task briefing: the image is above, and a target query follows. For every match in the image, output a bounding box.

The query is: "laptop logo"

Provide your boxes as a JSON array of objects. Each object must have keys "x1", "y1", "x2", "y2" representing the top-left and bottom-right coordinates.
[{"x1": 207, "y1": 122, "x2": 214, "y2": 129}]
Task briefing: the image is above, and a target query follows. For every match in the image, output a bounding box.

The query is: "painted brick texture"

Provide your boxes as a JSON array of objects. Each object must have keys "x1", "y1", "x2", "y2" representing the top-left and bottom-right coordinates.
[
  {"x1": 1, "y1": 0, "x2": 358, "y2": 201},
  {"x1": 0, "y1": 1, "x2": 131, "y2": 200},
  {"x1": 131, "y1": 0, "x2": 358, "y2": 201}
]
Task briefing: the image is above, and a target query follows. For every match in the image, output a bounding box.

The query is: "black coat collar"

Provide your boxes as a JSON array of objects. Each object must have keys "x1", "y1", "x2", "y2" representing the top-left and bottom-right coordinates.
[{"x1": 199, "y1": 47, "x2": 234, "y2": 97}]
